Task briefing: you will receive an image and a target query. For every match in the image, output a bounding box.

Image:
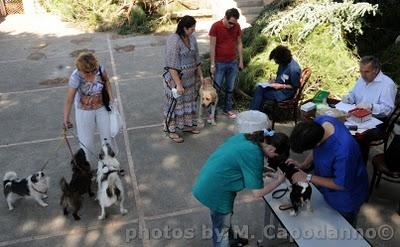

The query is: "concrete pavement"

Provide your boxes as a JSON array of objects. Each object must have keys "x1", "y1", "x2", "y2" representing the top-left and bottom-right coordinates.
[{"x1": 0, "y1": 13, "x2": 399, "y2": 247}]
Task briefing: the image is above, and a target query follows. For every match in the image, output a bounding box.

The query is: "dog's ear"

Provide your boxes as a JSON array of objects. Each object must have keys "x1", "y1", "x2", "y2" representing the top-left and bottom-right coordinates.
[
  {"x1": 99, "y1": 149, "x2": 105, "y2": 160},
  {"x1": 211, "y1": 91, "x2": 217, "y2": 103},
  {"x1": 31, "y1": 174, "x2": 38, "y2": 183},
  {"x1": 75, "y1": 148, "x2": 87, "y2": 164},
  {"x1": 107, "y1": 144, "x2": 115, "y2": 158}
]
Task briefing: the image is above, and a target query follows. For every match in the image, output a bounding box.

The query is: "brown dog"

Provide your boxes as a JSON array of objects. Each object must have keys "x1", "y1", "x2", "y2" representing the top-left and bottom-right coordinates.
[{"x1": 198, "y1": 77, "x2": 218, "y2": 126}]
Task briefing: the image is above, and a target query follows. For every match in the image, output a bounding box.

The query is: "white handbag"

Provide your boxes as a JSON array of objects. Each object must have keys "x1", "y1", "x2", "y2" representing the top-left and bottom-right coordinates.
[{"x1": 110, "y1": 101, "x2": 123, "y2": 137}]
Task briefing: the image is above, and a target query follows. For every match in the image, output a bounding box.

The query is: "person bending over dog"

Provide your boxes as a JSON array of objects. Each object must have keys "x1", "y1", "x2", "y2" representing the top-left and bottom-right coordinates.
[
  {"x1": 287, "y1": 116, "x2": 368, "y2": 227},
  {"x1": 192, "y1": 131, "x2": 287, "y2": 247}
]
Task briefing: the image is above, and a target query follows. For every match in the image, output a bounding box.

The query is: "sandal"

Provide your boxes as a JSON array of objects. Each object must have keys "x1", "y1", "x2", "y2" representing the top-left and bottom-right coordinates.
[
  {"x1": 168, "y1": 133, "x2": 184, "y2": 143},
  {"x1": 223, "y1": 111, "x2": 237, "y2": 119},
  {"x1": 183, "y1": 128, "x2": 200, "y2": 134}
]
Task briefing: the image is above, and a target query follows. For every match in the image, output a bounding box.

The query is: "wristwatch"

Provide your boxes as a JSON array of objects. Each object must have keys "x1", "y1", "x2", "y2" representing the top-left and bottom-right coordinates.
[{"x1": 306, "y1": 174, "x2": 313, "y2": 183}]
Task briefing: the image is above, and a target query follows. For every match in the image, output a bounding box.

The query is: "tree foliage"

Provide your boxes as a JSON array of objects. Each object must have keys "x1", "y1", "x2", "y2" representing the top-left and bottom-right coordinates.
[
  {"x1": 262, "y1": 0, "x2": 378, "y2": 42},
  {"x1": 239, "y1": 0, "x2": 379, "y2": 100},
  {"x1": 39, "y1": 0, "x2": 169, "y2": 33}
]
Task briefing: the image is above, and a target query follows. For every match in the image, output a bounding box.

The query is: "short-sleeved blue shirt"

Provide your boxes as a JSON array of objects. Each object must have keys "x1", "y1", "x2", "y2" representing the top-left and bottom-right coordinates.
[
  {"x1": 314, "y1": 116, "x2": 368, "y2": 213},
  {"x1": 192, "y1": 134, "x2": 264, "y2": 214},
  {"x1": 275, "y1": 58, "x2": 301, "y2": 99}
]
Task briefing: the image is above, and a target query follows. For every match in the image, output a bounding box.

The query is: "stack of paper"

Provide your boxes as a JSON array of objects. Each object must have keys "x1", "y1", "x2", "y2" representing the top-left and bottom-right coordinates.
[
  {"x1": 256, "y1": 82, "x2": 273, "y2": 88},
  {"x1": 335, "y1": 102, "x2": 356, "y2": 113}
]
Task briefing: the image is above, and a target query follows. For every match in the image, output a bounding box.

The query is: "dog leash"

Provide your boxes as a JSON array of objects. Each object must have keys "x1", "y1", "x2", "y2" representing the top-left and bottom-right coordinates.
[
  {"x1": 163, "y1": 67, "x2": 181, "y2": 134},
  {"x1": 39, "y1": 131, "x2": 66, "y2": 171},
  {"x1": 64, "y1": 127, "x2": 125, "y2": 176}
]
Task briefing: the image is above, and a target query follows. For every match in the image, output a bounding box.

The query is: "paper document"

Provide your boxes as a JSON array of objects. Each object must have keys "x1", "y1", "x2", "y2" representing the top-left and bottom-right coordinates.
[
  {"x1": 335, "y1": 102, "x2": 356, "y2": 113},
  {"x1": 345, "y1": 117, "x2": 383, "y2": 130},
  {"x1": 256, "y1": 82, "x2": 273, "y2": 88}
]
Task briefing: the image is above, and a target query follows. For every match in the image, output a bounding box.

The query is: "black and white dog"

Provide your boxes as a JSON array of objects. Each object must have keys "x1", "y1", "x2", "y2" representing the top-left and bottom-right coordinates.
[
  {"x1": 3, "y1": 171, "x2": 50, "y2": 210},
  {"x1": 60, "y1": 148, "x2": 94, "y2": 220},
  {"x1": 268, "y1": 160, "x2": 312, "y2": 216},
  {"x1": 97, "y1": 143, "x2": 127, "y2": 220}
]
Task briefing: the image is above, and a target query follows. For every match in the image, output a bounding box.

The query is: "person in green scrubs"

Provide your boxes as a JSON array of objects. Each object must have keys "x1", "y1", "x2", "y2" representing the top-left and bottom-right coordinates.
[{"x1": 193, "y1": 131, "x2": 287, "y2": 247}]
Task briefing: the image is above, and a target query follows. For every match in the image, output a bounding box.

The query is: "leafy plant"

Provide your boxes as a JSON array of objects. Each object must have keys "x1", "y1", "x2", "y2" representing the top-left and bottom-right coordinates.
[
  {"x1": 238, "y1": 0, "x2": 378, "y2": 101},
  {"x1": 262, "y1": 0, "x2": 378, "y2": 42}
]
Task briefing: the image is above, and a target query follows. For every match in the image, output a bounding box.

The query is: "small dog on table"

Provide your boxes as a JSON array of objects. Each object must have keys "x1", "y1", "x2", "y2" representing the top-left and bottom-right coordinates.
[
  {"x1": 198, "y1": 77, "x2": 218, "y2": 127},
  {"x1": 3, "y1": 171, "x2": 50, "y2": 210},
  {"x1": 97, "y1": 143, "x2": 127, "y2": 220},
  {"x1": 269, "y1": 161, "x2": 312, "y2": 216},
  {"x1": 60, "y1": 148, "x2": 94, "y2": 220}
]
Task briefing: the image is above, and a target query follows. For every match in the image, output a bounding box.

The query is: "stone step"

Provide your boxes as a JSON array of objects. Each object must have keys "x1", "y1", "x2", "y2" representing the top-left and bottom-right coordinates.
[
  {"x1": 244, "y1": 14, "x2": 260, "y2": 24},
  {"x1": 240, "y1": 6, "x2": 264, "y2": 16},
  {"x1": 172, "y1": 8, "x2": 213, "y2": 19},
  {"x1": 236, "y1": 0, "x2": 263, "y2": 8}
]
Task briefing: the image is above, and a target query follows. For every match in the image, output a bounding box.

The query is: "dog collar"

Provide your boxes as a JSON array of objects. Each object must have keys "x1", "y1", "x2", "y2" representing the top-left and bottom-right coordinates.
[{"x1": 31, "y1": 184, "x2": 48, "y2": 195}]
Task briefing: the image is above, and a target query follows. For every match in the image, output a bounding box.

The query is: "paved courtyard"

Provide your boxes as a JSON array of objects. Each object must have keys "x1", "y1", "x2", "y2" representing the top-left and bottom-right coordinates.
[{"x1": 0, "y1": 14, "x2": 398, "y2": 247}]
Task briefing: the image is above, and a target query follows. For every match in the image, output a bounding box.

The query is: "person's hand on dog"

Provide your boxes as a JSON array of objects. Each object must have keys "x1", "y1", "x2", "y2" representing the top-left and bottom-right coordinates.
[
  {"x1": 176, "y1": 84, "x2": 184, "y2": 95},
  {"x1": 291, "y1": 169, "x2": 307, "y2": 183},
  {"x1": 264, "y1": 169, "x2": 285, "y2": 183},
  {"x1": 285, "y1": 158, "x2": 303, "y2": 169},
  {"x1": 276, "y1": 169, "x2": 285, "y2": 183}
]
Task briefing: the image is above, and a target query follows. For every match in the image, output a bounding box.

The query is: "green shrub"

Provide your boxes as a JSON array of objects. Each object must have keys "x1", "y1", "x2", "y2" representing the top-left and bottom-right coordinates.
[
  {"x1": 117, "y1": 6, "x2": 152, "y2": 34},
  {"x1": 40, "y1": 0, "x2": 171, "y2": 34},
  {"x1": 238, "y1": 0, "x2": 378, "y2": 100},
  {"x1": 40, "y1": 0, "x2": 121, "y2": 31}
]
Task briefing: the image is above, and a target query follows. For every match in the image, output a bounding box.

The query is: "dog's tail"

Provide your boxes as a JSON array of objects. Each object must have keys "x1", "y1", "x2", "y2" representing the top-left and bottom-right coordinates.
[
  {"x1": 60, "y1": 177, "x2": 69, "y2": 193},
  {"x1": 3, "y1": 171, "x2": 17, "y2": 187}
]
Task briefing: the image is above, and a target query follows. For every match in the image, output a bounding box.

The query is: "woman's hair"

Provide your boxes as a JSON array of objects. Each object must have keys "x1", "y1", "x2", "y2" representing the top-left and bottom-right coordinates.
[
  {"x1": 75, "y1": 52, "x2": 98, "y2": 72},
  {"x1": 269, "y1": 45, "x2": 292, "y2": 65},
  {"x1": 175, "y1": 15, "x2": 196, "y2": 37},
  {"x1": 290, "y1": 121, "x2": 324, "y2": 153},
  {"x1": 265, "y1": 132, "x2": 290, "y2": 160},
  {"x1": 265, "y1": 132, "x2": 290, "y2": 169},
  {"x1": 245, "y1": 131, "x2": 290, "y2": 159}
]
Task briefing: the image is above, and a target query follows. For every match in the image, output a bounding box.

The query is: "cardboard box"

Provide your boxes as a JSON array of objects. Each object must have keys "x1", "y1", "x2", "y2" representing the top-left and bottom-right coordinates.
[{"x1": 348, "y1": 108, "x2": 372, "y2": 123}]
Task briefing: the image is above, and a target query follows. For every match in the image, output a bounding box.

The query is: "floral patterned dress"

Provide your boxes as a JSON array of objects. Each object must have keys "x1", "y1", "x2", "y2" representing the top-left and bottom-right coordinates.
[{"x1": 163, "y1": 33, "x2": 201, "y2": 132}]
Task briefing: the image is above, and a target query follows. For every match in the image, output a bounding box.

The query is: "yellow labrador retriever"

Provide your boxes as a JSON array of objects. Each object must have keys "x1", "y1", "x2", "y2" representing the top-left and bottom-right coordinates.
[{"x1": 198, "y1": 77, "x2": 218, "y2": 126}]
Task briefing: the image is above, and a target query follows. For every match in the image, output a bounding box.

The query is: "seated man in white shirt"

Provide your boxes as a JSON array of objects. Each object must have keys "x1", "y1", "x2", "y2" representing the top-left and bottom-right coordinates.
[
  {"x1": 342, "y1": 56, "x2": 397, "y2": 162},
  {"x1": 342, "y1": 56, "x2": 397, "y2": 118}
]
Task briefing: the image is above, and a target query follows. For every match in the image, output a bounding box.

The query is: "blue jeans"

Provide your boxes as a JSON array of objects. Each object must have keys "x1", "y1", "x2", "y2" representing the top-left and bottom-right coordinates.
[
  {"x1": 210, "y1": 211, "x2": 232, "y2": 247},
  {"x1": 250, "y1": 86, "x2": 294, "y2": 111},
  {"x1": 215, "y1": 61, "x2": 238, "y2": 112},
  {"x1": 340, "y1": 210, "x2": 359, "y2": 228}
]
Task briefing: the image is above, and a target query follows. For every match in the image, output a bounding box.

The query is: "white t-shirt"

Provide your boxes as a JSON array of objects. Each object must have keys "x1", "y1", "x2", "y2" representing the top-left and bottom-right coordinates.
[{"x1": 68, "y1": 66, "x2": 106, "y2": 109}]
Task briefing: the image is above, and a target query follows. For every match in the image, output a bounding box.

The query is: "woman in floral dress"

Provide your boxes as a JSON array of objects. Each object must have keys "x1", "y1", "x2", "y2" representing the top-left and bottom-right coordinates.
[{"x1": 163, "y1": 15, "x2": 204, "y2": 143}]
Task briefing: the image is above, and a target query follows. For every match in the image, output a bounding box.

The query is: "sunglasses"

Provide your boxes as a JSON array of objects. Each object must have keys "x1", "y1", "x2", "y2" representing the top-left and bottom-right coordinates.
[{"x1": 228, "y1": 21, "x2": 235, "y2": 26}]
